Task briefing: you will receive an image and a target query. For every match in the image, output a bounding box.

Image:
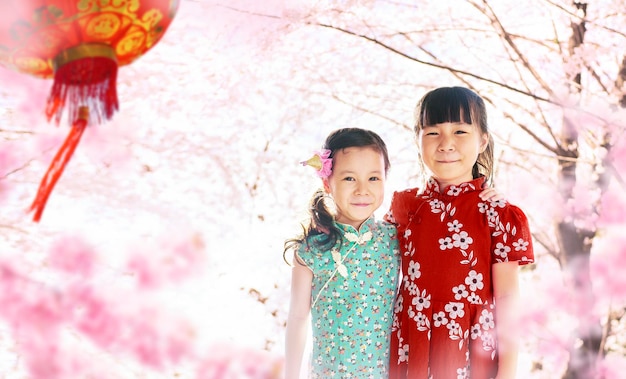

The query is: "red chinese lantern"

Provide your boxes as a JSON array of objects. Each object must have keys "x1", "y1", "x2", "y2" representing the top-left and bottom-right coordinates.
[{"x1": 0, "y1": 0, "x2": 179, "y2": 221}]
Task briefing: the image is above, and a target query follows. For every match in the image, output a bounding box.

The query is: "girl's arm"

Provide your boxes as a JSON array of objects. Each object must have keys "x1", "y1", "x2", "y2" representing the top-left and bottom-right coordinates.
[
  {"x1": 492, "y1": 261, "x2": 520, "y2": 379},
  {"x1": 285, "y1": 260, "x2": 313, "y2": 379}
]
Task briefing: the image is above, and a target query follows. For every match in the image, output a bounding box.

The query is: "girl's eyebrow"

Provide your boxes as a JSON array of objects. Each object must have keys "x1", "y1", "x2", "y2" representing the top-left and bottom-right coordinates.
[{"x1": 335, "y1": 169, "x2": 383, "y2": 174}]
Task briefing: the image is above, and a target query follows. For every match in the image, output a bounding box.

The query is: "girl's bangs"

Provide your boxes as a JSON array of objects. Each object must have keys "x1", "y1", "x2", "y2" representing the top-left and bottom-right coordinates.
[{"x1": 419, "y1": 92, "x2": 474, "y2": 127}]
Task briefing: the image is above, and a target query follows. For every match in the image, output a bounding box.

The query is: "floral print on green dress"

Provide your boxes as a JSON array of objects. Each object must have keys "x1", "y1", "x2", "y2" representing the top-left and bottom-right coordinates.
[{"x1": 297, "y1": 217, "x2": 400, "y2": 378}]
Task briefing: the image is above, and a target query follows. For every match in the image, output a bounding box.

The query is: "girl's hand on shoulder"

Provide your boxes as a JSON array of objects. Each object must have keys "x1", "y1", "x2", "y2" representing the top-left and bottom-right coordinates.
[{"x1": 479, "y1": 187, "x2": 506, "y2": 202}]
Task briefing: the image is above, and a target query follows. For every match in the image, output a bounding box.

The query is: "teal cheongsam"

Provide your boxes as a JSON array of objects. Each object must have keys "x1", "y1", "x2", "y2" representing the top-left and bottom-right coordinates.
[{"x1": 297, "y1": 217, "x2": 400, "y2": 378}]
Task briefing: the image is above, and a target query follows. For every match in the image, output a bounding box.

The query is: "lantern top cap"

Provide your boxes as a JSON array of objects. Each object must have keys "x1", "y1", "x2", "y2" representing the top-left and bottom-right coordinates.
[{"x1": 52, "y1": 43, "x2": 117, "y2": 71}]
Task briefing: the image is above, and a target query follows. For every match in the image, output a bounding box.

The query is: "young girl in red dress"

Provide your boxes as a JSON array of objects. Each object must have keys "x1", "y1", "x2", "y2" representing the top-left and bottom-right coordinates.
[{"x1": 385, "y1": 87, "x2": 534, "y2": 379}]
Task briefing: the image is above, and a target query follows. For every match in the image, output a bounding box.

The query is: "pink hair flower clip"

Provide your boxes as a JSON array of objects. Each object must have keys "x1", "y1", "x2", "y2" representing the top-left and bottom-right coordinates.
[{"x1": 300, "y1": 149, "x2": 332, "y2": 179}]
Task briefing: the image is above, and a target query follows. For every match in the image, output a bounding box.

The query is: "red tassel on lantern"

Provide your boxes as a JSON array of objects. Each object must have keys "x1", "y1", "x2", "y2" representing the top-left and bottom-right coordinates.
[
  {"x1": 46, "y1": 44, "x2": 119, "y2": 125},
  {"x1": 30, "y1": 106, "x2": 89, "y2": 222},
  {"x1": 29, "y1": 44, "x2": 119, "y2": 222}
]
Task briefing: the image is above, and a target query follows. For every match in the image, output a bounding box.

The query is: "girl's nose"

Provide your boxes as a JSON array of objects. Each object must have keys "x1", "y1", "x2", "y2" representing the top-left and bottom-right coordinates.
[
  {"x1": 438, "y1": 136, "x2": 454, "y2": 151},
  {"x1": 355, "y1": 181, "x2": 368, "y2": 194}
]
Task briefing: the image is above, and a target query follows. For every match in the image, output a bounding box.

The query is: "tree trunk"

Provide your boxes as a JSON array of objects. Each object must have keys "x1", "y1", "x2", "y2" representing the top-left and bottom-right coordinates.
[
  {"x1": 561, "y1": 2, "x2": 602, "y2": 378},
  {"x1": 617, "y1": 55, "x2": 626, "y2": 108}
]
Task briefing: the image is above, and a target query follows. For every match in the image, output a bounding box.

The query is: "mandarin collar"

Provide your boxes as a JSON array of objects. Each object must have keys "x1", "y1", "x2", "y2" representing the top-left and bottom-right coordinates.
[
  {"x1": 334, "y1": 216, "x2": 375, "y2": 234},
  {"x1": 423, "y1": 176, "x2": 486, "y2": 197}
]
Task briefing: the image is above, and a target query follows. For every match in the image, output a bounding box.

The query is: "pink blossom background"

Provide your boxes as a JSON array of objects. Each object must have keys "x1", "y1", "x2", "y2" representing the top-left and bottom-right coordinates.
[{"x1": 1, "y1": 1, "x2": 626, "y2": 378}]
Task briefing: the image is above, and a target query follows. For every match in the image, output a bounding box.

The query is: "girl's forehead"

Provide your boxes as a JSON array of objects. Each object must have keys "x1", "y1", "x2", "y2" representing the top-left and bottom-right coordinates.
[
  {"x1": 333, "y1": 146, "x2": 381, "y2": 158},
  {"x1": 332, "y1": 147, "x2": 384, "y2": 168}
]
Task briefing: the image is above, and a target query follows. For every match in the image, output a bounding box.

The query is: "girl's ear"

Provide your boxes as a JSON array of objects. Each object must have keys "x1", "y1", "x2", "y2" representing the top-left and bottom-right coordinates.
[
  {"x1": 323, "y1": 179, "x2": 331, "y2": 194},
  {"x1": 479, "y1": 132, "x2": 489, "y2": 153}
]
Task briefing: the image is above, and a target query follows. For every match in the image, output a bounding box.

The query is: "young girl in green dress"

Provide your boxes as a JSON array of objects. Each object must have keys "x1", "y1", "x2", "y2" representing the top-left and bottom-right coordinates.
[{"x1": 284, "y1": 128, "x2": 400, "y2": 378}]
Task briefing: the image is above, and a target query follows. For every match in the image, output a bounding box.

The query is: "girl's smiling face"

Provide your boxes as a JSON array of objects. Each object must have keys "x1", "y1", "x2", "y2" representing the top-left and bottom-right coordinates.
[
  {"x1": 323, "y1": 146, "x2": 386, "y2": 230},
  {"x1": 419, "y1": 121, "x2": 488, "y2": 190}
]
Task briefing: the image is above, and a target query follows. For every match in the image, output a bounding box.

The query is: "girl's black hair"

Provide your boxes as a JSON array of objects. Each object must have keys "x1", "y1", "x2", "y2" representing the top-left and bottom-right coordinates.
[
  {"x1": 283, "y1": 128, "x2": 390, "y2": 265},
  {"x1": 414, "y1": 86, "x2": 494, "y2": 186}
]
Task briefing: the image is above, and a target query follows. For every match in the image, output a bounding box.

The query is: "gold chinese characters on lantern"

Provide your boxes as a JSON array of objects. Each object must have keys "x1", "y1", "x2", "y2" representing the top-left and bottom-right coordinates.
[{"x1": 0, "y1": 0, "x2": 179, "y2": 221}]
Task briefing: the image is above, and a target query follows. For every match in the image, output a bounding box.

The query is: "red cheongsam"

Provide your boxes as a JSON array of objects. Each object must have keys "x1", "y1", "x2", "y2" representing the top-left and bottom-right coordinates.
[{"x1": 384, "y1": 177, "x2": 534, "y2": 379}]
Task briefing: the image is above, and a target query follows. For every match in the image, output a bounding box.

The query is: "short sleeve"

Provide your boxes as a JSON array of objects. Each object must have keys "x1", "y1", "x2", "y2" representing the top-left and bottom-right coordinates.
[
  {"x1": 384, "y1": 188, "x2": 419, "y2": 227},
  {"x1": 489, "y1": 202, "x2": 534, "y2": 265},
  {"x1": 295, "y1": 240, "x2": 315, "y2": 271}
]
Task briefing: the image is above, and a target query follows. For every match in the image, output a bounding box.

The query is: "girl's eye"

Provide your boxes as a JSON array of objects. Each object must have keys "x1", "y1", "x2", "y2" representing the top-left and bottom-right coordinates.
[
  {"x1": 343, "y1": 177, "x2": 355, "y2": 182},
  {"x1": 369, "y1": 177, "x2": 381, "y2": 181},
  {"x1": 455, "y1": 130, "x2": 468, "y2": 134}
]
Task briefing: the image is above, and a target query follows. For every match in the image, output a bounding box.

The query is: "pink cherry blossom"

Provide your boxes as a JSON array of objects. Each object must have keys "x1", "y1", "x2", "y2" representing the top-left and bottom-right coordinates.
[{"x1": 47, "y1": 236, "x2": 96, "y2": 277}]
